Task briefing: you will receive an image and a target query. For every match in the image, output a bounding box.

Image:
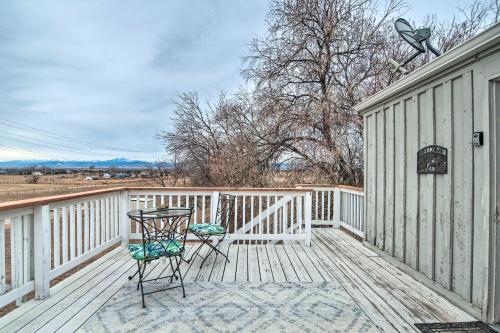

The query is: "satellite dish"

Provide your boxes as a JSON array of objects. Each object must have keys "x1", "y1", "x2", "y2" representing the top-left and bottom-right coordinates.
[{"x1": 389, "y1": 18, "x2": 442, "y2": 74}]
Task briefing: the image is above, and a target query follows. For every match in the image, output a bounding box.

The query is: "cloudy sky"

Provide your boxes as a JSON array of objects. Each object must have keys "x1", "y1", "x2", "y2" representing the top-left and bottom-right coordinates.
[{"x1": 0, "y1": 0, "x2": 470, "y2": 162}]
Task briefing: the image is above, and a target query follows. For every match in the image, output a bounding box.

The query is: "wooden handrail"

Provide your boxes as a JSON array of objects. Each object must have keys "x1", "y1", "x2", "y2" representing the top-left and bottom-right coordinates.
[
  {"x1": 296, "y1": 184, "x2": 364, "y2": 192},
  {"x1": 0, "y1": 186, "x2": 315, "y2": 212}
]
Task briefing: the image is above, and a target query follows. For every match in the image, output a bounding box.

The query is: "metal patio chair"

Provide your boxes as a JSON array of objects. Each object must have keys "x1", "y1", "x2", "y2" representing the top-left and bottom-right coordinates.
[
  {"x1": 127, "y1": 207, "x2": 192, "y2": 308},
  {"x1": 187, "y1": 193, "x2": 236, "y2": 268}
]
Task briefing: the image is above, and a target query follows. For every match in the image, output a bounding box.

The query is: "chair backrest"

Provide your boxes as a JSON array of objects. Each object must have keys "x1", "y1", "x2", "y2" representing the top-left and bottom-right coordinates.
[
  {"x1": 215, "y1": 194, "x2": 236, "y2": 231},
  {"x1": 135, "y1": 208, "x2": 192, "y2": 257}
]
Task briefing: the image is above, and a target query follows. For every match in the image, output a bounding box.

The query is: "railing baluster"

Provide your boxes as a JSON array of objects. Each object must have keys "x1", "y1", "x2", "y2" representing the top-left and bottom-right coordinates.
[
  {"x1": 110, "y1": 197, "x2": 114, "y2": 239},
  {"x1": 11, "y1": 216, "x2": 22, "y2": 305},
  {"x1": 53, "y1": 208, "x2": 60, "y2": 268},
  {"x1": 250, "y1": 196, "x2": 254, "y2": 235},
  {"x1": 258, "y1": 196, "x2": 262, "y2": 241},
  {"x1": 315, "y1": 190, "x2": 318, "y2": 221},
  {"x1": 273, "y1": 195, "x2": 279, "y2": 234},
  {"x1": 90, "y1": 201, "x2": 95, "y2": 249},
  {"x1": 69, "y1": 205, "x2": 75, "y2": 259},
  {"x1": 96, "y1": 200, "x2": 101, "y2": 246},
  {"x1": 234, "y1": 196, "x2": 238, "y2": 236},
  {"x1": 321, "y1": 190, "x2": 325, "y2": 222},
  {"x1": 22, "y1": 214, "x2": 32, "y2": 297},
  {"x1": 193, "y1": 195, "x2": 198, "y2": 225},
  {"x1": 62, "y1": 206, "x2": 68, "y2": 263},
  {"x1": 0, "y1": 219, "x2": 5, "y2": 295},
  {"x1": 105, "y1": 198, "x2": 110, "y2": 242},
  {"x1": 77, "y1": 203, "x2": 82, "y2": 257},
  {"x1": 83, "y1": 201, "x2": 90, "y2": 252},
  {"x1": 266, "y1": 196, "x2": 270, "y2": 237},
  {"x1": 298, "y1": 196, "x2": 303, "y2": 233},
  {"x1": 242, "y1": 196, "x2": 246, "y2": 235},
  {"x1": 304, "y1": 192, "x2": 312, "y2": 246},
  {"x1": 115, "y1": 195, "x2": 120, "y2": 237}
]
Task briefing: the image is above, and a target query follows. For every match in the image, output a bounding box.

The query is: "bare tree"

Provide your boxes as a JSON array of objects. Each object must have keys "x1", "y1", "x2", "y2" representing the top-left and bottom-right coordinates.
[
  {"x1": 144, "y1": 157, "x2": 187, "y2": 187},
  {"x1": 161, "y1": 92, "x2": 278, "y2": 186},
  {"x1": 242, "y1": 0, "x2": 497, "y2": 186},
  {"x1": 161, "y1": 0, "x2": 497, "y2": 187},
  {"x1": 243, "y1": 0, "x2": 405, "y2": 185}
]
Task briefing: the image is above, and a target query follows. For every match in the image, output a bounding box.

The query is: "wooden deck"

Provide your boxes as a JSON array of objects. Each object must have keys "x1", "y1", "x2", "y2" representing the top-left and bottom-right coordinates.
[{"x1": 0, "y1": 228, "x2": 475, "y2": 332}]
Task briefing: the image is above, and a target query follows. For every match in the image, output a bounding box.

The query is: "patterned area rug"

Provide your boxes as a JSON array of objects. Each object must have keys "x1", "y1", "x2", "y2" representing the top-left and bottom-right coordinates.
[{"x1": 79, "y1": 281, "x2": 378, "y2": 333}]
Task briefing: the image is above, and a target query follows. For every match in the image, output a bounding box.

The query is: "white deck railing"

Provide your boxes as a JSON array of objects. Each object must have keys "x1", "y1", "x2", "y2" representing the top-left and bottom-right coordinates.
[
  {"x1": 124, "y1": 188, "x2": 312, "y2": 244},
  {"x1": 0, "y1": 184, "x2": 364, "y2": 309},
  {"x1": 0, "y1": 186, "x2": 313, "y2": 308},
  {"x1": 297, "y1": 184, "x2": 365, "y2": 237},
  {"x1": 338, "y1": 188, "x2": 365, "y2": 238}
]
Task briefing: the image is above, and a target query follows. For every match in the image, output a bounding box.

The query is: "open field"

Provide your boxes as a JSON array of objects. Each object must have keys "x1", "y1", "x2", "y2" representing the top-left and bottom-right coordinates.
[{"x1": 0, "y1": 175, "x2": 150, "y2": 202}]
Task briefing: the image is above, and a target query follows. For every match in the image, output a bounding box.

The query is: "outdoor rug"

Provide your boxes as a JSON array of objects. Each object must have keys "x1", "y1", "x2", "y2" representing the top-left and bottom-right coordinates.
[{"x1": 78, "y1": 281, "x2": 379, "y2": 333}]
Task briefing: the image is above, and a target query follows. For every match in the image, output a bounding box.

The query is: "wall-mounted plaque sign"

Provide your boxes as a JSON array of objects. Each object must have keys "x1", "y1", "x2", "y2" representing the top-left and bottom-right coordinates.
[{"x1": 417, "y1": 145, "x2": 447, "y2": 174}]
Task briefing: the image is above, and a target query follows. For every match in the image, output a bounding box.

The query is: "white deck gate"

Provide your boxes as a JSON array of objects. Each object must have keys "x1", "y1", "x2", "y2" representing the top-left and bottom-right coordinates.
[{"x1": 0, "y1": 185, "x2": 364, "y2": 308}]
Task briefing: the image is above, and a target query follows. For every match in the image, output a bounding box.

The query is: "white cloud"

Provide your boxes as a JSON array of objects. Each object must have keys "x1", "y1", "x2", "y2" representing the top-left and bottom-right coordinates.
[{"x1": 0, "y1": 0, "x2": 268, "y2": 161}]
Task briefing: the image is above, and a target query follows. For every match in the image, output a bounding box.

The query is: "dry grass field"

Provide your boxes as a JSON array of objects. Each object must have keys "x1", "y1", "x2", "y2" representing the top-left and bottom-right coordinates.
[{"x1": 0, "y1": 174, "x2": 150, "y2": 203}]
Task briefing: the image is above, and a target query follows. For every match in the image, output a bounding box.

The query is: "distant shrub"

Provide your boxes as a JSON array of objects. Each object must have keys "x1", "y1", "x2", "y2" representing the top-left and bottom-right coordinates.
[{"x1": 25, "y1": 174, "x2": 41, "y2": 184}]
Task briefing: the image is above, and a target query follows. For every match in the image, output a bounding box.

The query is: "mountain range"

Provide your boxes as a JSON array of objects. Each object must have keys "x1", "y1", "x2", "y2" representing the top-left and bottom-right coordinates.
[{"x1": 0, "y1": 158, "x2": 149, "y2": 169}]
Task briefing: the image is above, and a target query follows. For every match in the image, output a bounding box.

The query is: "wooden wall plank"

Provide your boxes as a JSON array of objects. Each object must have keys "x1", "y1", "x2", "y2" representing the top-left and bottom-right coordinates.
[
  {"x1": 471, "y1": 67, "x2": 489, "y2": 309},
  {"x1": 366, "y1": 114, "x2": 377, "y2": 244},
  {"x1": 418, "y1": 89, "x2": 436, "y2": 279},
  {"x1": 405, "y1": 97, "x2": 419, "y2": 269},
  {"x1": 394, "y1": 101, "x2": 406, "y2": 262},
  {"x1": 451, "y1": 74, "x2": 474, "y2": 302},
  {"x1": 385, "y1": 106, "x2": 395, "y2": 255},
  {"x1": 434, "y1": 82, "x2": 453, "y2": 290},
  {"x1": 376, "y1": 111, "x2": 386, "y2": 250}
]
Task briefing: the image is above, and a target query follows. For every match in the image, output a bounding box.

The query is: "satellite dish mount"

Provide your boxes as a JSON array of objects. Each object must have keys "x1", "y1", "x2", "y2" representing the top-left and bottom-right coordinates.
[{"x1": 390, "y1": 18, "x2": 441, "y2": 74}]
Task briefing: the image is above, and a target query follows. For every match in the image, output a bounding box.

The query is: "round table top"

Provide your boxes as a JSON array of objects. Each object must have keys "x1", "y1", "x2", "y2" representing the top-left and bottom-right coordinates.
[{"x1": 127, "y1": 207, "x2": 192, "y2": 219}]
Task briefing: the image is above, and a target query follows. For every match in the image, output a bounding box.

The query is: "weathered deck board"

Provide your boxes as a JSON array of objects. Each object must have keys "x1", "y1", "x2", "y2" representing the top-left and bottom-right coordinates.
[
  {"x1": 256, "y1": 245, "x2": 273, "y2": 282},
  {"x1": 221, "y1": 244, "x2": 237, "y2": 282},
  {"x1": 235, "y1": 244, "x2": 248, "y2": 282},
  {"x1": 274, "y1": 245, "x2": 299, "y2": 282},
  {"x1": 265, "y1": 245, "x2": 286, "y2": 282},
  {"x1": 323, "y1": 229, "x2": 473, "y2": 322},
  {"x1": 318, "y1": 230, "x2": 438, "y2": 323},
  {"x1": 247, "y1": 245, "x2": 261, "y2": 282},
  {"x1": 0, "y1": 229, "x2": 476, "y2": 333},
  {"x1": 0, "y1": 246, "x2": 126, "y2": 330},
  {"x1": 209, "y1": 243, "x2": 229, "y2": 282},
  {"x1": 313, "y1": 231, "x2": 419, "y2": 332}
]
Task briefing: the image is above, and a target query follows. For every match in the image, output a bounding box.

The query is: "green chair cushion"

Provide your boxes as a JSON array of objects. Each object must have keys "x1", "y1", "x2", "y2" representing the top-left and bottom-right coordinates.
[
  {"x1": 188, "y1": 223, "x2": 226, "y2": 235},
  {"x1": 128, "y1": 240, "x2": 183, "y2": 261}
]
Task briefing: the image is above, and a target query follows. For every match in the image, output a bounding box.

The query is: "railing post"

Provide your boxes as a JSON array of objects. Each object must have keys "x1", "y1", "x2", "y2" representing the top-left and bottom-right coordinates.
[
  {"x1": 333, "y1": 187, "x2": 341, "y2": 228},
  {"x1": 33, "y1": 204, "x2": 50, "y2": 299},
  {"x1": 304, "y1": 191, "x2": 312, "y2": 247},
  {"x1": 120, "y1": 190, "x2": 130, "y2": 246},
  {"x1": 210, "y1": 191, "x2": 220, "y2": 245},
  {"x1": 210, "y1": 191, "x2": 220, "y2": 224}
]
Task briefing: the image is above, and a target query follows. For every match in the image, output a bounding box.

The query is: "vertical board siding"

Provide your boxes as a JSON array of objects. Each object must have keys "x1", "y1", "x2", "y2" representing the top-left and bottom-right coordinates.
[
  {"x1": 363, "y1": 67, "x2": 487, "y2": 313},
  {"x1": 376, "y1": 111, "x2": 386, "y2": 250},
  {"x1": 434, "y1": 82, "x2": 453, "y2": 290},
  {"x1": 471, "y1": 68, "x2": 487, "y2": 308},
  {"x1": 451, "y1": 75, "x2": 474, "y2": 302},
  {"x1": 394, "y1": 101, "x2": 406, "y2": 262},
  {"x1": 418, "y1": 89, "x2": 435, "y2": 279},
  {"x1": 385, "y1": 106, "x2": 395, "y2": 255},
  {"x1": 366, "y1": 114, "x2": 377, "y2": 244},
  {"x1": 405, "y1": 97, "x2": 419, "y2": 269}
]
